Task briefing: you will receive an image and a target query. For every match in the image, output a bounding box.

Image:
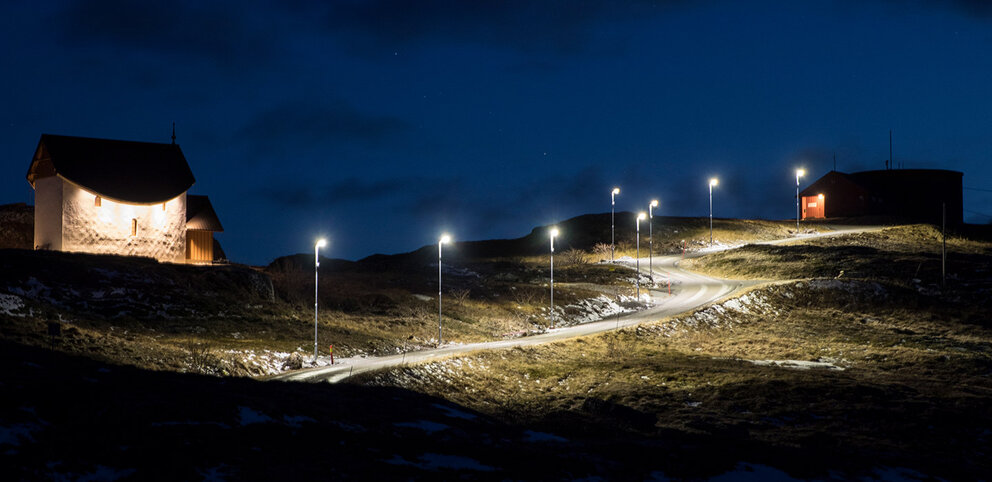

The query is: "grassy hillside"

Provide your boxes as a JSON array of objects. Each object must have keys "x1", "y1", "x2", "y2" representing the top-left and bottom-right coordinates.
[
  {"x1": 682, "y1": 224, "x2": 992, "y2": 284},
  {"x1": 0, "y1": 245, "x2": 637, "y2": 376},
  {"x1": 0, "y1": 214, "x2": 807, "y2": 378},
  {"x1": 352, "y1": 224, "x2": 992, "y2": 478},
  {"x1": 0, "y1": 203, "x2": 32, "y2": 249}
]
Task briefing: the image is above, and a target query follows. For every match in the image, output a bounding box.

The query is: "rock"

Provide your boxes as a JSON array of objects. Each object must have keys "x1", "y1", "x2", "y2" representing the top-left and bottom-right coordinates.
[
  {"x1": 246, "y1": 270, "x2": 275, "y2": 302},
  {"x1": 283, "y1": 352, "x2": 304, "y2": 370}
]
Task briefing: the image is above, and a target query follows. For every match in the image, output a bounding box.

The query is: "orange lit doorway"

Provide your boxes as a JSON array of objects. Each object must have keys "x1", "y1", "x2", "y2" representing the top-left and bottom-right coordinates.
[{"x1": 802, "y1": 194, "x2": 825, "y2": 219}]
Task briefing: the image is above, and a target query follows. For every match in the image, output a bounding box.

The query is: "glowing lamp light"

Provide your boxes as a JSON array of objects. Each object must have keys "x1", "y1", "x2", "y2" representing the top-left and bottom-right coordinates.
[
  {"x1": 650, "y1": 199, "x2": 658, "y2": 208},
  {"x1": 437, "y1": 233, "x2": 452, "y2": 346},
  {"x1": 708, "y1": 177, "x2": 719, "y2": 246},
  {"x1": 549, "y1": 226, "x2": 559, "y2": 329},
  {"x1": 612, "y1": 187, "x2": 620, "y2": 195},
  {"x1": 795, "y1": 169, "x2": 806, "y2": 230},
  {"x1": 313, "y1": 237, "x2": 328, "y2": 363},
  {"x1": 818, "y1": 193, "x2": 824, "y2": 200},
  {"x1": 637, "y1": 212, "x2": 647, "y2": 221}
]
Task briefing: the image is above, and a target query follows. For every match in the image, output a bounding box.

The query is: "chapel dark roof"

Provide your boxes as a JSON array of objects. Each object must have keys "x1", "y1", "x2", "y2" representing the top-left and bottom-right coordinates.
[
  {"x1": 186, "y1": 195, "x2": 224, "y2": 232},
  {"x1": 27, "y1": 134, "x2": 195, "y2": 203}
]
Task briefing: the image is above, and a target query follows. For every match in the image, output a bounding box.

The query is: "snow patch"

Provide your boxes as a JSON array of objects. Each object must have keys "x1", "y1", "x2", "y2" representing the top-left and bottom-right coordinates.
[
  {"x1": 222, "y1": 349, "x2": 294, "y2": 375},
  {"x1": 432, "y1": 403, "x2": 477, "y2": 420},
  {"x1": 0, "y1": 293, "x2": 26, "y2": 317},
  {"x1": 237, "y1": 406, "x2": 273, "y2": 426},
  {"x1": 73, "y1": 465, "x2": 137, "y2": 481},
  {"x1": 395, "y1": 420, "x2": 450, "y2": 434},
  {"x1": 559, "y1": 293, "x2": 644, "y2": 325},
  {"x1": 283, "y1": 415, "x2": 316, "y2": 428},
  {"x1": 150, "y1": 420, "x2": 231, "y2": 429},
  {"x1": 746, "y1": 359, "x2": 845, "y2": 371},
  {"x1": 386, "y1": 453, "x2": 496, "y2": 472},
  {"x1": 645, "y1": 290, "x2": 779, "y2": 337},
  {"x1": 0, "y1": 422, "x2": 42, "y2": 446},
  {"x1": 709, "y1": 462, "x2": 799, "y2": 481},
  {"x1": 524, "y1": 430, "x2": 567, "y2": 442}
]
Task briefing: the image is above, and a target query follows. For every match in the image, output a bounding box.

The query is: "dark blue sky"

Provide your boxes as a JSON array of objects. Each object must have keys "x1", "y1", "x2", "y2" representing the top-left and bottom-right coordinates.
[{"x1": 3, "y1": 1, "x2": 991, "y2": 264}]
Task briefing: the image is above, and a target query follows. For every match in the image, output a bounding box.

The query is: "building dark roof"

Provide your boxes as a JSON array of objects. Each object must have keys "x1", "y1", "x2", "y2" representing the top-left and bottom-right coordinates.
[
  {"x1": 800, "y1": 169, "x2": 963, "y2": 198},
  {"x1": 186, "y1": 195, "x2": 224, "y2": 232},
  {"x1": 27, "y1": 134, "x2": 195, "y2": 204},
  {"x1": 847, "y1": 169, "x2": 962, "y2": 193},
  {"x1": 799, "y1": 168, "x2": 964, "y2": 225}
]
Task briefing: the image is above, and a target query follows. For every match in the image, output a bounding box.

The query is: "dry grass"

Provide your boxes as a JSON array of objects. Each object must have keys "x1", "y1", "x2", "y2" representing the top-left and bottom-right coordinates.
[
  {"x1": 355, "y1": 269, "x2": 992, "y2": 478},
  {"x1": 683, "y1": 224, "x2": 992, "y2": 283}
]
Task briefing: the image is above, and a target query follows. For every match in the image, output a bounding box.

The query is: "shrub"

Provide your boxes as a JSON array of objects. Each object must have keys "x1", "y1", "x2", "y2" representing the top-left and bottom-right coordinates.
[
  {"x1": 181, "y1": 340, "x2": 213, "y2": 372},
  {"x1": 512, "y1": 287, "x2": 539, "y2": 306},
  {"x1": 558, "y1": 249, "x2": 588, "y2": 268},
  {"x1": 592, "y1": 243, "x2": 612, "y2": 260},
  {"x1": 451, "y1": 288, "x2": 471, "y2": 306}
]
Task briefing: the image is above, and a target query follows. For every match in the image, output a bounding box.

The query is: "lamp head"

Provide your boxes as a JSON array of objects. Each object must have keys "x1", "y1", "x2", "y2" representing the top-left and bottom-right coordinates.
[
  {"x1": 710, "y1": 178, "x2": 719, "y2": 187},
  {"x1": 316, "y1": 239, "x2": 327, "y2": 248},
  {"x1": 797, "y1": 168, "x2": 806, "y2": 178},
  {"x1": 637, "y1": 212, "x2": 647, "y2": 221},
  {"x1": 818, "y1": 193, "x2": 824, "y2": 200},
  {"x1": 650, "y1": 199, "x2": 659, "y2": 207},
  {"x1": 612, "y1": 187, "x2": 620, "y2": 195},
  {"x1": 439, "y1": 234, "x2": 451, "y2": 244},
  {"x1": 550, "y1": 227, "x2": 559, "y2": 238}
]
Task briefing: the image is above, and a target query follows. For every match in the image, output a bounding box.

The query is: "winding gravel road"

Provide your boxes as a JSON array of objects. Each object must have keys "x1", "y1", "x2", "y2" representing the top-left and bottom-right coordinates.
[{"x1": 271, "y1": 226, "x2": 877, "y2": 384}]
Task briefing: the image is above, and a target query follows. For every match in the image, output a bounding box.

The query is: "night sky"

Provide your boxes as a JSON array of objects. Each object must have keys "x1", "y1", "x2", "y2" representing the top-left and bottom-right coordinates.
[{"x1": 3, "y1": 1, "x2": 991, "y2": 265}]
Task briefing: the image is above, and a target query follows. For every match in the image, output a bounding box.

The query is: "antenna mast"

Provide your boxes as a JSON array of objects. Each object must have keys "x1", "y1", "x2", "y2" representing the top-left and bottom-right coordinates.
[{"x1": 171, "y1": 122, "x2": 176, "y2": 145}]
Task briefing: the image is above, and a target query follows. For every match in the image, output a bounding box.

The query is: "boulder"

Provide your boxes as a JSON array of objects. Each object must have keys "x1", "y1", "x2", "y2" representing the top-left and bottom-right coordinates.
[{"x1": 282, "y1": 352, "x2": 304, "y2": 370}]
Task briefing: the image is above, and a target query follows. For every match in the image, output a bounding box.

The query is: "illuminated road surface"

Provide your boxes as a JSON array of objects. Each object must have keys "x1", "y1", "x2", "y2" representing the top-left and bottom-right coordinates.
[{"x1": 271, "y1": 226, "x2": 878, "y2": 384}]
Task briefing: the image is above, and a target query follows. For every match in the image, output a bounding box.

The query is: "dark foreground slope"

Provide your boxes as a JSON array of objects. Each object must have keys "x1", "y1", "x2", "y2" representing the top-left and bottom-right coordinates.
[{"x1": 0, "y1": 341, "x2": 823, "y2": 480}]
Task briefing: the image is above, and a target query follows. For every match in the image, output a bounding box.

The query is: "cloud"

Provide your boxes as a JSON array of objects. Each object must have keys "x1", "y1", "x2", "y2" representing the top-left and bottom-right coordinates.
[
  {"x1": 235, "y1": 99, "x2": 410, "y2": 155},
  {"x1": 317, "y1": 0, "x2": 686, "y2": 55},
  {"x1": 51, "y1": 0, "x2": 274, "y2": 64}
]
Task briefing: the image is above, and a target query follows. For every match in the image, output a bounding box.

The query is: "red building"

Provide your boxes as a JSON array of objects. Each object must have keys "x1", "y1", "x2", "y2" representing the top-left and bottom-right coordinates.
[{"x1": 800, "y1": 169, "x2": 963, "y2": 225}]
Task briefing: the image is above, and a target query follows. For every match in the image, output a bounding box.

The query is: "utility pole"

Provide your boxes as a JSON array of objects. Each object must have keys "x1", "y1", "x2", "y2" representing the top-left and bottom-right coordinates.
[{"x1": 942, "y1": 202, "x2": 946, "y2": 288}]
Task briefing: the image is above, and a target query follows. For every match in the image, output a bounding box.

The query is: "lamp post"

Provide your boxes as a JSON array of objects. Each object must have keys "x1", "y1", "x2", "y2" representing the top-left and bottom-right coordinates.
[
  {"x1": 709, "y1": 178, "x2": 719, "y2": 246},
  {"x1": 649, "y1": 199, "x2": 658, "y2": 282},
  {"x1": 611, "y1": 187, "x2": 620, "y2": 263},
  {"x1": 795, "y1": 169, "x2": 805, "y2": 231},
  {"x1": 437, "y1": 234, "x2": 451, "y2": 347},
  {"x1": 549, "y1": 227, "x2": 558, "y2": 329},
  {"x1": 636, "y1": 212, "x2": 646, "y2": 298},
  {"x1": 314, "y1": 238, "x2": 327, "y2": 363}
]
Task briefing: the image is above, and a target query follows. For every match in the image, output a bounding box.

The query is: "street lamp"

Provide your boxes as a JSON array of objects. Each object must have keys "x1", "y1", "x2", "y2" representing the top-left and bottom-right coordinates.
[
  {"x1": 611, "y1": 187, "x2": 620, "y2": 263},
  {"x1": 649, "y1": 199, "x2": 658, "y2": 282},
  {"x1": 709, "y1": 178, "x2": 719, "y2": 246},
  {"x1": 314, "y1": 238, "x2": 327, "y2": 363},
  {"x1": 795, "y1": 168, "x2": 806, "y2": 231},
  {"x1": 437, "y1": 234, "x2": 451, "y2": 347},
  {"x1": 549, "y1": 227, "x2": 559, "y2": 329},
  {"x1": 636, "y1": 212, "x2": 646, "y2": 298}
]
